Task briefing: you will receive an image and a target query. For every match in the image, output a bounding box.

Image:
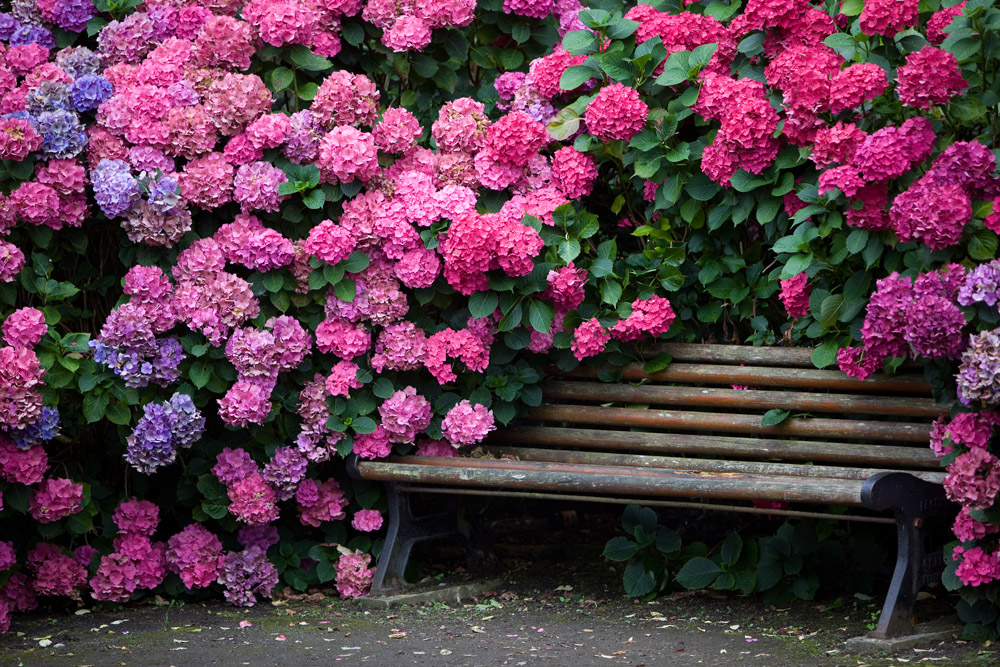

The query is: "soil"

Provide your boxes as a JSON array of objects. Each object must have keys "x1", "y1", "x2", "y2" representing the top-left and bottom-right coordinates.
[{"x1": 2, "y1": 507, "x2": 997, "y2": 666}]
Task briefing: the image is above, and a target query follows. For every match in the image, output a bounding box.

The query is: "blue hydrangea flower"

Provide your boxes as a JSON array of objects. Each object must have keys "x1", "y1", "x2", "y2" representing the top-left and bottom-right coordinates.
[
  {"x1": 49, "y1": 0, "x2": 95, "y2": 33},
  {"x1": 91, "y1": 159, "x2": 141, "y2": 219},
  {"x1": 26, "y1": 81, "x2": 72, "y2": 115},
  {"x1": 10, "y1": 407, "x2": 61, "y2": 449},
  {"x1": 32, "y1": 110, "x2": 88, "y2": 158},
  {"x1": 70, "y1": 74, "x2": 113, "y2": 113}
]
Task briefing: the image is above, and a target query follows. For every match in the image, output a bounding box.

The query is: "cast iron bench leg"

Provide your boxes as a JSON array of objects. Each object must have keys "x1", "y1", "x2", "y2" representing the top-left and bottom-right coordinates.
[
  {"x1": 370, "y1": 483, "x2": 457, "y2": 594},
  {"x1": 862, "y1": 472, "x2": 952, "y2": 639}
]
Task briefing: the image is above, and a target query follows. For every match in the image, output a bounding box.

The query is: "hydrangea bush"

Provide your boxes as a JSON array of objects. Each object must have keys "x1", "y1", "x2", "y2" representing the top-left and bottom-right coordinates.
[{"x1": 0, "y1": 0, "x2": 999, "y2": 640}]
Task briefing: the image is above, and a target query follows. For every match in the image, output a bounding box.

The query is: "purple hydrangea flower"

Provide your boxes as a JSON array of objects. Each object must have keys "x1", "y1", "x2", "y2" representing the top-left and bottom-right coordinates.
[
  {"x1": 217, "y1": 546, "x2": 278, "y2": 607},
  {"x1": 0, "y1": 14, "x2": 19, "y2": 41},
  {"x1": 9, "y1": 23, "x2": 55, "y2": 48},
  {"x1": 164, "y1": 392, "x2": 205, "y2": 448},
  {"x1": 146, "y1": 174, "x2": 181, "y2": 214},
  {"x1": 48, "y1": 0, "x2": 95, "y2": 32},
  {"x1": 957, "y1": 328, "x2": 1000, "y2": 407},
  {"x1": 56, "y1": 46, "x2": 103, "y2": 79},
  {"x1": 32, "y1": 110, "x2": 88, "y2": 158},
  {"x1": 958, "y1": 260, "x2": 1000, "y2": 308},
  {"x1": 124, "y1": 393, "x2": 205, "y2": 474},
  {"x1": 10, "y1": 406, "x2": 60, "y2": 449},
  {"x1": 70, "y1": 74, "x2": 113, "y2": 113},
  {"x1": 261, "y1": 446, "x2": 308, "y2": 501},
  {"x1": 91, "y1": 159, "x2": 140, "y2": 219}
]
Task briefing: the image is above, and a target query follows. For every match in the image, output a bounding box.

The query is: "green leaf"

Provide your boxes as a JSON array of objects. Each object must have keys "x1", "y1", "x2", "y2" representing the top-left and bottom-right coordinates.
[
  {"x1": 105, "y1": 402, "x2": 131, "y2": 426},
  {"x1": 602, "y1": 536, "x2": 639, "y2": 562},
  {"x1": 839, "y1": 0, "x2": 863, "y2": 15},
  {"x1": 969, "y1": 227, "x2": 998, "y2": 260},
  {"x1": 606, "y1": 18, "x2": 639, "y2": 40},
  {"x1": 372, "y1": 377, "x2": 395, "y2": 399},
  {"x1": 558, "y1": 239, "x2": 581, "y2": 263},
  {"x1": 333, "y1": 278, "x2": 357, "y2": 303},
  {"x1": 302, "y1": 188, "x2": 326, "y2": 210},
  {"x1": 846, "y1": 229, "x2": 869, "y2": 254},
  {"x1": 560, "y1": 64, "x2": 595, "y2": 91},
  {"x1": 270, "y1": 67, "x2": 294, "y2": 92},
  {"x1": 298, "y1": 82, "x2": 319, "y2": 102},
  {"x1": 562, "y1": 30, "x2": 597, "y2": 55},
  {"x1": 737, "y1": 32, "x2": 764, "y2": 56},
  {"x1": 761, "y1": 409, "x2": 790, "y2": 426},
  {"x1": 720, "y1": 532, "x2": 742, "y2": 565},
  {"x1": 511, "y1": 22, "x2": 531, "y2": 43},
  {"x1": 189, "y1": 361, "x2": 211, "y2": 389},
  {"x1": 819, "y1": 294, "x2": 844, "y2": 329},
  {"x1": 676, "y1": 557, "x2": 723, "y2": 589},
  {"x1": 528, "y1": 300, "x2": 555, "y2": 334},
  {"x1": 343, "y1": 251, "x2": 370, "y2": 273},
  {"x1": 811, "y1": 340, "x2": 839, "y2": 369},
  {"x1": 82, "y1": 392, "x2": 110, "y2": 424},
  {"x1": 623, "y1": 562, "x2": 657, "y2": 598},
  {"x1": 352, "y1": 416, "x2": 377, "y2": 435},
  {"x1": 656, "y1": 66, "x2": 689, "y2": 87},
  {"x1": 342, "y1": 21, "x2": 365, "y2": 46},
  {"x1": 288, "y1": 45, "x2": 333, "y2": 72},
  {"x1": 469, "y1": 291, "x2": 499, "y2": 319},
  {"x1": 600, "y1": 279, "x2": 623, "y2": 306}
]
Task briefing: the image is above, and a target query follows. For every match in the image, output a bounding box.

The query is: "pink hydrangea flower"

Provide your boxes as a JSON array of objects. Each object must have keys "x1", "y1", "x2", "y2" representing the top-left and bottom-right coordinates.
[
  {"x1": 441, "y1": 400, "x2": 495, "y2": 446},
  {"x1": 218, "y1": 381, "x2": 273, "y2": 427},
  {"x1": 584, "y1": 83, "x2": 648, "y2": 143},
  {"x1": 2, "y1": 308, "x2": 47, "y2": 348},
  {"x1": 296, "y1": 478, "x2": 347, "y2": 527},
  {"x1": 353, "y1": 426, "x2": 392, "y2": 460},
  {"x1": 944, "y1": 448, "x2": 1000, "y2": 510},
  {"x1": 379, "y1": 387, "x2": 432, "y2": 443},
  {"x1": 166, "y1": 523, "x2": 224, "y2": 590},
  {"x1": 29, "y1": 477, "x2": 83, "y2": 523},
  {"x1": 227, "y1": 472, "x2": 280, "y2": 526},
  {"x1": 572, "y1": 318, "x2": 611, "y2": 360},
  {"x1": 779, "y1": 273, "x2": 811, "y2": 320},
  {"x1": 895, "y1": 46, "x2": 968, "y2": 110},
  {"x1": 335, "y1": 549, "x2": 373, "y2": 598},
  {"x1": 326, "y1": 360, "x2": 364, "y2": 397},
  {"x1": 351, "y1": 509, "x2": 384, "y2": 532},
  {"x1": 610, "y1": 295, "x2": 676, "y2": 342}
]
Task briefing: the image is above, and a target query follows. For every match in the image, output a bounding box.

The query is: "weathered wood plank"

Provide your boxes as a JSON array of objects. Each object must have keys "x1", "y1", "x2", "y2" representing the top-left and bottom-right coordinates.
[
  {"x1": 561, "y1": 363, "x2": 932, "y2": 394},
  {"x1": 356, "y1": 459, "x2": 868, "y2": 504},
  {"x1": 540, "y1": 381, "x2": 947, "y2": 419},
  {"x1": 480, "y1": 446, "x2": 946, "y2": 484},
  {"x1": 645, "y1": 343, "x2": 815, "y2": 367},
  {"x1": 493, "y1": 426, "x2": 940, "y2": 468},
  {"x1": 526, "y1": 404, "x2": 933, "y2": 443}
]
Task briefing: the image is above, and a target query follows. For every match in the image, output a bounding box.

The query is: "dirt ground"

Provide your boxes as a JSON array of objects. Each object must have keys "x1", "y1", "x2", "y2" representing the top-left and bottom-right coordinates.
[{"x1": 2, "y1": 508, "x2": 997, "y2": 667}]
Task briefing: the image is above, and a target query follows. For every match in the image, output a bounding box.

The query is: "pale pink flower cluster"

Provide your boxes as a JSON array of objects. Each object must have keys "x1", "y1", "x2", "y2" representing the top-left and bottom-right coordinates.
[
  {"x1": 378, "y1": 386, "x2": 432, "y2": 443},
  {"x1": 441, "y1": 400, "x2": 495, "y2": 446},
  {"x1": 334, "y1": 549, "x2": 373, "y2": 598},
  {"x1": 351, "y1": 509, "x2": 384, "y2": 532}
]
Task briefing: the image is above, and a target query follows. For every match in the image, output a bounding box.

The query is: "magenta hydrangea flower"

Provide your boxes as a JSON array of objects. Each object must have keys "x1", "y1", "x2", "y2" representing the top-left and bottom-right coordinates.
[
  {"x1": 584, "y1": 83, "x2": 648, "y2": 143},
  {"x1": 351, "y1": 509, "x2": 384, "y2": 532},
  {"x1": 296, "y1": 478, "x2": 347, "y2": 527},
  {"x1": 335, "y1": 549, "x2": 373, "y2": 598},
  {"x1": 166, "y1": 524, "x2": 224, "y2": 590},
  {"x1": 227, "y1": 472, "x2": 280, "y2": 525},
  {"x1": 572, "y1": 318, "x2": 611, "y2": 361},
  {"x1": 29, "y1": 477, "x2": 83, "y2": 523},
  {"x1": 2, "y1": 308, "x2": 47, "y2": 348},
  {"x1": 779, "y1": 273, "x2": 811, "y2": 320}
]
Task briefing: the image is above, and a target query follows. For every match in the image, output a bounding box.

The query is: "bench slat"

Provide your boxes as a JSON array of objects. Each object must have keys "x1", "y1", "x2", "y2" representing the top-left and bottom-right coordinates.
[
  {"x1": 481, "y1": 446, "x2": 946, "y2": 484},
  {"x1": 645, "y1": 343, "x2": 816, "y2": 367},
  {"x1": 565, "y1": 363, "x2": 932, "y2": 394},
  {"x1": 356, "y1": 458, "x2": 868, "y2": 505},
  {"x1": 527, "y1": 404, "x2": 933, "y2": 443},
  {"x1": 541, "y1": 381, "x2": 947, "y2": 419},
  {"x1": 496, "y1": 426, "x2": 939, "y2": 468}
]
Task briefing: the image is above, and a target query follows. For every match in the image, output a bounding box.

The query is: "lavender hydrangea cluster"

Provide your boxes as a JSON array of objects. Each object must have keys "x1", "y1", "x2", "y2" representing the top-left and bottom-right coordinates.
[
  {"x1": 124, "y1": 393, "x2": 206, "y2": 474},
  {"x1": 959, "y1": 260, "x2": 1000, "y2": 309},
  {"x1": 957, "y1": 328, "x2": 1000, "y2": 407},
  {"x1": 145, "y1": 174, "x2": 182, "y2": 214},
  {"x1": 91, "y1": 337, "x2": 184, "y2": 389},
  {"x1": 216, "y1": 546, "x2": 278, "y2": 607},
  {"x1": 91, "y1": 159, "x2": 142, "y2": 219},
  {"x1": 10, "y1": 407, "x2": 60, "y2": 449}
]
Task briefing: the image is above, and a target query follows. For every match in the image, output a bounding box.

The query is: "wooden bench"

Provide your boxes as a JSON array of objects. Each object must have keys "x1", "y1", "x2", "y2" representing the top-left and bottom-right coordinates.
[{"x1": 347, "y1": 344, "x2": 952, "y2": 639}]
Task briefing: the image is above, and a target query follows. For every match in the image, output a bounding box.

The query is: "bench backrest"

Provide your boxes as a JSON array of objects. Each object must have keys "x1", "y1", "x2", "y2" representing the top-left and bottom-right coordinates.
[{"x1": 492, "y1": 343, "x2": 948, "y2": 481}]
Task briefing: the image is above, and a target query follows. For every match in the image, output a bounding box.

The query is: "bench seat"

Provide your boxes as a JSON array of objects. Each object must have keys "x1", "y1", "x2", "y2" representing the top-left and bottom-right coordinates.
[{"x1": 348, "y1": 343, "x2": 954, "y2": 640}]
